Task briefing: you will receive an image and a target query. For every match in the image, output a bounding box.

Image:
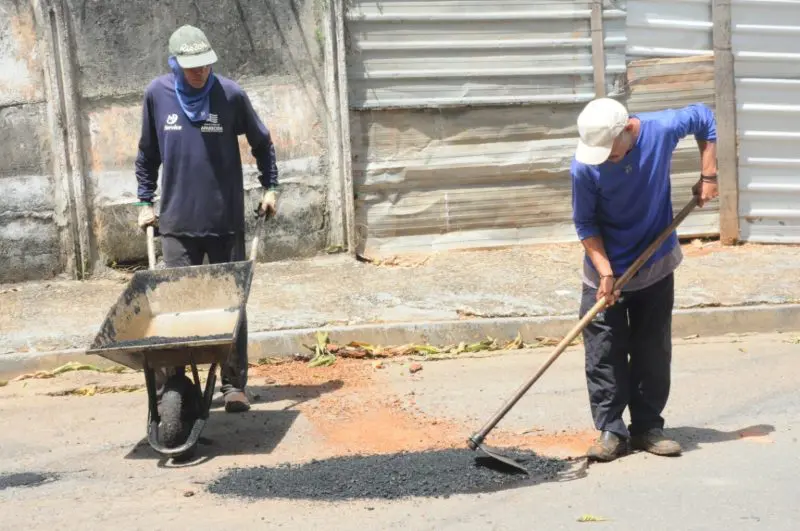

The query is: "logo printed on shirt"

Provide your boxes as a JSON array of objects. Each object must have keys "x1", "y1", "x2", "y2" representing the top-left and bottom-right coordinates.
[
  {"x1": 164, "y1": 113, "x2": 182, "y2": 131},
  {"x1": 201, "y1": 113, "x2": 223, "y2": 134}
]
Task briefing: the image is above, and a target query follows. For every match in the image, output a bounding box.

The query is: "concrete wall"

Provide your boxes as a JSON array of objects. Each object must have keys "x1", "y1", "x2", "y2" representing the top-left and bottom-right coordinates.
[
  {"x1": 0, "y1": 0, "x2": 334, "y2": 282},
  {"x1": 0, "y1": 1, "x2": 62, "y2": 282}
]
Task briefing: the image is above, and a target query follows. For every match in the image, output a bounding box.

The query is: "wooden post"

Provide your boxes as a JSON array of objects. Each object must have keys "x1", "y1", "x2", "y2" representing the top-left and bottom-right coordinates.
[
  {"x1": 713, "y1": 0, "x2": 740, "y2": 245},
  {"x1": 590, "y1": 0, "x2": 606, "y2": 98},
  {"x1": 333, "y1": 0, "x2": 357, "y2": 255},
  {"x1": 34, "y1": 0, "x2": 93, "y2": 278},
  {"x1": 322, "y1": 0, "x2": 345, "y2": 250}
]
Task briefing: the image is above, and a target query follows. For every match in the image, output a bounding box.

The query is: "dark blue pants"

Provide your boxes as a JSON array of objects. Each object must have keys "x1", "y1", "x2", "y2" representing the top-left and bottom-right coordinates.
[
  {"x1": 160, "y1": 233, "x2": 249, "y2": 395},
  {"x1": 579, "y1": 274, "x2": 674, "y2": 439}
]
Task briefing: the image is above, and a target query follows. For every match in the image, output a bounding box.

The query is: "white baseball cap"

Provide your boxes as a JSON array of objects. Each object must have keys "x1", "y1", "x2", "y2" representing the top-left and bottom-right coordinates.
[{"x1": 575, "y1": 98, "x2": 630, "y2": 165}]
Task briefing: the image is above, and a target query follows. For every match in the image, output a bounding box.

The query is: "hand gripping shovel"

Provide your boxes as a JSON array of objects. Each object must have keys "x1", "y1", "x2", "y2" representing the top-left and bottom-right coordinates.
[{"x1": 467, "y1": 197, "x2": 699, "y2": 474}]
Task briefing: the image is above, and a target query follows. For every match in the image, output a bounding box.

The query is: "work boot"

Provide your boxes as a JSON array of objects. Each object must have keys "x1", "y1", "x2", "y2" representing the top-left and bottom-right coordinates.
[
  {"x1": 631, "y1": 428, "x2": 682, "y2": 456},
  {"x1": 224, "y1": 390, "x2": 251, "y2": 413},
  {"x1": 586, "y1": 431, "x2": 629, "y2": 462}
]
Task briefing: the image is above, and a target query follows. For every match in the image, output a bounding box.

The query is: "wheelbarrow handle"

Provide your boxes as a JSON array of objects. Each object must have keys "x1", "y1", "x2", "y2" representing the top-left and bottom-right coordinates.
[
  {"x1": 144, "y1": 217, "x2": 265, "y2": 267},
  {"x1": 250, "y1": 214, "x2": 267, "y2": 262},
  {"x1": 146, "y1": 226, "x2": 156, "y2": 271}
]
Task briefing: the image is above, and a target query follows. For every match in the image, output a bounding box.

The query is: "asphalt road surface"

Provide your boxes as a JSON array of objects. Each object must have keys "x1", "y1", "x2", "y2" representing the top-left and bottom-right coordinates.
[{"x1": 0, "y1": 332, "x2": 797, "y2": 530}]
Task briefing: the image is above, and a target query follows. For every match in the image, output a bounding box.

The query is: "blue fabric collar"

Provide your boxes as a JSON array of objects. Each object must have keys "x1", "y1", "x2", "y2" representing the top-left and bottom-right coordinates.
[{"x1": 168, "y1": 56, "x2": 217, "y2": 123}]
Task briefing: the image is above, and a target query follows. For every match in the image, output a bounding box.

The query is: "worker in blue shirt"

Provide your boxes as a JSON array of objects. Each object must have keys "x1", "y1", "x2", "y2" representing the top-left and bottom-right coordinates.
[
  {"x1": 135, "y1": 25, "x2": 279, "y2": 414},
  {"x1": 571, "y1": 97, "x2": 719, "y2": 461}
]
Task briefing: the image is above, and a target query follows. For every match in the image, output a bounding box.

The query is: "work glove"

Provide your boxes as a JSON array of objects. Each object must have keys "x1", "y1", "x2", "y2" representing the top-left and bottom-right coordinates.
[
  {"x1": 257, "y1": 188, "x2": 278, "y2": 218},
  {"x1": 137, "y1": 203, "x2": 157, "y2": 230}
]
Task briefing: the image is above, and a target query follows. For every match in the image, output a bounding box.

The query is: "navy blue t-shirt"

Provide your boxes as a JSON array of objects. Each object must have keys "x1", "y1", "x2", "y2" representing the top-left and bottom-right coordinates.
[{"x1": 135, "y1": 74, "x2": 279, "y2": 237}]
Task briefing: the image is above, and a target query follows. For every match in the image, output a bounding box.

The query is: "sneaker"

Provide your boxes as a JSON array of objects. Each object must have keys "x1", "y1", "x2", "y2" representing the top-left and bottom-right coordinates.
[
  {"x1": 586, "y1": 431, "x2": 629, "y2": 462},
  {"x1": 631, "y1": 428, "x2": 682, "y2": 456},
  {"x1": 224, "y1": 390, "x2": 251, "y2": 413}
]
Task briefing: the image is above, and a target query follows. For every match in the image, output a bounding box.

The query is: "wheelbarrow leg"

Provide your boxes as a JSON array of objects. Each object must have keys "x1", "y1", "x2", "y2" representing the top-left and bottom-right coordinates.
[{"x1": 143, "y1": 359, "x2": 160, "y2": 427}]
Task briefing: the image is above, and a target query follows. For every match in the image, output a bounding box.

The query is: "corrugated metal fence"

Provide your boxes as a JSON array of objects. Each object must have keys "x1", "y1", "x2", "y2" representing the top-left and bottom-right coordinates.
[
  {"x1": 346, "y1": 0, "x2": 627, "y2": 255},
  {"x1": 345, "y1": 0, "x2": 723, "y2": 257},
  {"x1": 733, "y1": 0, "x2": 800, "y2": 243},
  {"x1": 346, "y1": 1, "x2": 626, "y2": 109},
  {"x1": 626, "y1": 0, "x2": 712, "y2": 58},
  {"x1": 625, "y1": 0, "x2": 719, "y2": 237}
]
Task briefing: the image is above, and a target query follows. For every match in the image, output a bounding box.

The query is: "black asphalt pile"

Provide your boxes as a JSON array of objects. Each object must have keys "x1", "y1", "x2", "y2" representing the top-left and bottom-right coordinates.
[
  {"x1": 0, "y1": 472, "x2": 57, "y2": 491},
  {"x1": 207, "y1": 449, "x2": 569, "y2": 501},
  {"x1": 102, "y1": 334, "x2": 231, "y2": 349}
]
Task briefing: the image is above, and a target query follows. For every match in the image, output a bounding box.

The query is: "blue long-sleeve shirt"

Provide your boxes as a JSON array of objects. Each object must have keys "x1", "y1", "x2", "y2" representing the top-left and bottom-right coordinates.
[
  {"x1": 135, "y1": 74, "x2": 278, "y2": 237},
  {"x1": 571, "y1": 104, "x2": 717, "y2": 277}
]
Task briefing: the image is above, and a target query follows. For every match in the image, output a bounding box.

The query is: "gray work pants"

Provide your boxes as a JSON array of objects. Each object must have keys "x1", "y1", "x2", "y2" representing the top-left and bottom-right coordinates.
[{"x1": 579, "y1": 274, "x2": 674, "y2": 439}]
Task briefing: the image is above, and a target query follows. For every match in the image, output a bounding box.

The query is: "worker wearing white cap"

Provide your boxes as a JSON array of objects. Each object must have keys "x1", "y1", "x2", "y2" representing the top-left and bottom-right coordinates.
[{"x1": 571, "y1": 97, "x2": 719, "y2": 462}]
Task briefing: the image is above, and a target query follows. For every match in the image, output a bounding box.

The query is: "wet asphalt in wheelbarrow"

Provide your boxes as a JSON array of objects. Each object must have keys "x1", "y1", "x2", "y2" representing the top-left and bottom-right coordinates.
[{"x1": 207, "y1": 448, "x2": 570, "y2": 501}]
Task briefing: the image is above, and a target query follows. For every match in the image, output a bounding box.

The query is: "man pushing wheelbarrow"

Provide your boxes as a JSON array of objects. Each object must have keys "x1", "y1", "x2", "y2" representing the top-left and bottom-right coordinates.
[{"x1": 92, "y1": 25, "x2": 280, "y2": 454}]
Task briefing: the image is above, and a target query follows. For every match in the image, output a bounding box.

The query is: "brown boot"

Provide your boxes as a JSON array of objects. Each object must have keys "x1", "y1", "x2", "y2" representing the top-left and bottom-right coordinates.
[
  {"x1": 586, "y1": 431, "x2": 629, "y2": 462},
  {"x1": 224, "y1": 390, "x2": 251, "y2": 413},
  {"x1": 631, "y1": 428, "x2": 682, "y2": 456}
]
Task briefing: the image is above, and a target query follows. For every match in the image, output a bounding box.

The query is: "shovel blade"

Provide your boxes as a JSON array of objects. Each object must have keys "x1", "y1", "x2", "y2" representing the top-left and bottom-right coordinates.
[{"x1": 475, "y1": 444, "x2": 529, "y2": 475}]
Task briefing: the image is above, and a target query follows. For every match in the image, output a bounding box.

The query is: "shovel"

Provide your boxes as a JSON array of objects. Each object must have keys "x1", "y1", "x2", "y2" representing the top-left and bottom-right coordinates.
[{"x1": 467, "y1": 196, "x2": 700, "y2": 474}]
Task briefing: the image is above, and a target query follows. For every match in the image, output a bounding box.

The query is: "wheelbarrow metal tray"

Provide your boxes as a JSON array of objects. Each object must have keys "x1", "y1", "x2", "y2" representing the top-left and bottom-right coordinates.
[{"x1": 86, "y1": 261, "x2": 254, "y2": 370}]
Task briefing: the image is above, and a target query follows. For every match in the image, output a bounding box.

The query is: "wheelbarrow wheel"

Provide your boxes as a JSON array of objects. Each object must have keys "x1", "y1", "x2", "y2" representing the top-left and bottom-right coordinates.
[{"x1": 159, "y1": 374, "x2": 199, "y2": 456}]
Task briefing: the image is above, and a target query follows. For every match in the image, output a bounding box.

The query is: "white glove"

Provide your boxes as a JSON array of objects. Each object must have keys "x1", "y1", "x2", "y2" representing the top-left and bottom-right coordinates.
[
  {"x1": 137, "y1": 204, "x2": 157, "y2": 229},
  {"x1": 258, "y1": 189, "x2": 278, "y2": 217}
]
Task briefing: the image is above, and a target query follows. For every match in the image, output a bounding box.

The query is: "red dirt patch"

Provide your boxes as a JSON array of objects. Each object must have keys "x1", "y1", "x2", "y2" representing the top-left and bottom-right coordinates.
[{"x1": 251, "y1": 359, "x2": 593, "y2": 458}]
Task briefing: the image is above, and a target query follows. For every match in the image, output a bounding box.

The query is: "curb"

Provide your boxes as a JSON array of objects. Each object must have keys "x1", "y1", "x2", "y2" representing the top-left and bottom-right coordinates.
[{"x1": 2, "y1": 303, "x2": 799, "y2": 379}]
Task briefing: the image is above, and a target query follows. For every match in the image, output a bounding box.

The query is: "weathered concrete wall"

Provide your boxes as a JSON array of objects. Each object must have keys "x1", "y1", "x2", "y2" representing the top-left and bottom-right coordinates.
[
  {"x1": 0, "y1": 0, "x2": 333, "y2": 282},
  {"x1": 0, "y1": 1, "x2": 61, "y2": 282},
  {"x1": 74, "y1": 0, "x2": 331, "y2": 265}
]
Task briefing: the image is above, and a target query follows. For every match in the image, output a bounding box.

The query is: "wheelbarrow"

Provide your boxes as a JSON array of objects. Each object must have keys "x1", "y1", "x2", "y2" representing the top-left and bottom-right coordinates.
[{"x1": 86, "y1": 217, "x2": 266, "y2": 459}]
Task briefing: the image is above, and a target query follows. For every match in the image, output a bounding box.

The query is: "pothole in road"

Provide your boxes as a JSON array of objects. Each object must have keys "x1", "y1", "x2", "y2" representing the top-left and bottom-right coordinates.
[
  {"x1": 208, "y1": 448, "x2": 579, "y2": 501},
  {"x1": 0, "y1": 472, "x2": 58, "y2": 491}
]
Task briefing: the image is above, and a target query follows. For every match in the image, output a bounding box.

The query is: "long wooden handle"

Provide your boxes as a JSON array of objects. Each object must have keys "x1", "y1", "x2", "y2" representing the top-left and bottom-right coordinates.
[{"x1": 469, "y1": 196, "x2": 699, "y2": 447}]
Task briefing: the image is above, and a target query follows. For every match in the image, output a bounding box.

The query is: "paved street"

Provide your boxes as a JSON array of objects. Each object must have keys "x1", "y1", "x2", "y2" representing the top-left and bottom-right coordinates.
[{"x1": 0, "y1": 332, "x2": 798, "y2": 530}]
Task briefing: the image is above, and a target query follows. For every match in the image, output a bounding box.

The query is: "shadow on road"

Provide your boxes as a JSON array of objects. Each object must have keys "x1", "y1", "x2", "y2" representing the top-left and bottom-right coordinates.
[
  {"x1": 249, "y1": 380, "x2": 345, "y2": 410},
  {"x1": 124, "y1": 409, "x2": 300, "y2": 466},
  {"x1": 123, "y1": 380, "x2": 344, "y2": 465},
  {"x1": 667, "y1": 424, "x2": 776, "y2": 453}
]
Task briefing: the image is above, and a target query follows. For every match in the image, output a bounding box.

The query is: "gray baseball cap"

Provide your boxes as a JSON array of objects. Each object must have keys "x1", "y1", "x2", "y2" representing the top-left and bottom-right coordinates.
[{"x1": 169, "y1": 25, "x2": 218, "y2": 68}]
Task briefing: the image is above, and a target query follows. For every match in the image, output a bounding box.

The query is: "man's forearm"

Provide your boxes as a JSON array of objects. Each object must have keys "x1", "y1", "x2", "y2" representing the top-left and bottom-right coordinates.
[
  {"x1": 581, "y1": 236, "x2": 614, "y2": 277},
  {"x1": 697, "y1": 140, "x2": 717, "y2": 176}
]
